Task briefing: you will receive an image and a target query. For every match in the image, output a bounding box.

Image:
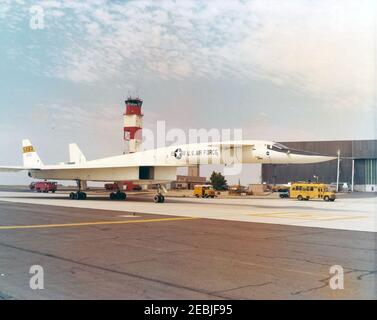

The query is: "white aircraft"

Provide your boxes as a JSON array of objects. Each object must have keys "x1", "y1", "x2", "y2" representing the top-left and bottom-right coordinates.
[{"x1": 0, "y1": 139, "x2": 335, "y2": 202}]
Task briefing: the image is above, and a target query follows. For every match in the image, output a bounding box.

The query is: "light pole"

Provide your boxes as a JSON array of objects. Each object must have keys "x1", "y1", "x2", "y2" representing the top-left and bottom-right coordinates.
[
  {"x1": 336, "y1": 149, "x2": 340, "y2": 192},
  {"x1": 351, "y1": 158, "x2": 355, "y2": 192}
]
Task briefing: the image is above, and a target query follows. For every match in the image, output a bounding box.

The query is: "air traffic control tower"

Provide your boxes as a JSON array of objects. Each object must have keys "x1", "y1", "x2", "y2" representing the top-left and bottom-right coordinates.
[{"x1": 123, "y1": 97, "x2": 143, "y2": 154}]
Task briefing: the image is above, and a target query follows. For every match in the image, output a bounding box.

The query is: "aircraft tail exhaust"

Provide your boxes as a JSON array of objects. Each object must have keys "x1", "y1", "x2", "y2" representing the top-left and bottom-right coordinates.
[{"x1": 22, "y1": 139, "x2": 43, "y2": 168}]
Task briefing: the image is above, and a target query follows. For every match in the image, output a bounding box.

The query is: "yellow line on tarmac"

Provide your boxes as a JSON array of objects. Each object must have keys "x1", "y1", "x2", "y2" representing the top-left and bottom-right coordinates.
[
  {"x1": 0, "y1": 217, "x2": 199, "y2": 230},
  {"x1": 250, "y1": 212, "x2": 366, "y2": 221}
]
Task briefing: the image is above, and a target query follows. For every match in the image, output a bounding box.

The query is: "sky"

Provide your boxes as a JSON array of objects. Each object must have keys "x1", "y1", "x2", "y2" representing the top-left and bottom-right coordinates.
[{"x1": 0, "y1": 0, "x2": 376, "y2": 185}]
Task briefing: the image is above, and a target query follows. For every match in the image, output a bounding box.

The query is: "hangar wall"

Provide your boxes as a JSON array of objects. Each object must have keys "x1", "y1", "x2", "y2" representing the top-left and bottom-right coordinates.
[{"x1": 262, "y1": 140, "x2": 377, "y2": 191}]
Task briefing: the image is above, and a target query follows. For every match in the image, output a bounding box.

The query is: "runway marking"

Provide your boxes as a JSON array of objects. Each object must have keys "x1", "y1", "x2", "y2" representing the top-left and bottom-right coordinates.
[
  {"x1": 117, "y1": 215, "x2": 141, "y2": 218},
  {"x1": 0, "y1": 217, "x2": 199, "y2": 230},
  {"x1": 249, "y1": 212, "x2": 366, "y2": 221}
]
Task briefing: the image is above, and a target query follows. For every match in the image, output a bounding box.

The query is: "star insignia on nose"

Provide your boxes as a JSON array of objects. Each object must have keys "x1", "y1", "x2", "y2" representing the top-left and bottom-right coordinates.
[{"x1": 174, "y1": 148, "x2": 183, "y2": 159}]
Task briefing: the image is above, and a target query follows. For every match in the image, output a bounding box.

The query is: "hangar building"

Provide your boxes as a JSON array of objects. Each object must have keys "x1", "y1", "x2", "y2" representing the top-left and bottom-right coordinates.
[{"x1": 262, "y1": 140, "x2": 377, "y2": 192}]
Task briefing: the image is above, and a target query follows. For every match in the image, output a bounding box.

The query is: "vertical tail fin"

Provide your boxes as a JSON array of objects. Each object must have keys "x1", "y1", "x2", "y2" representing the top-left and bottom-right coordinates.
[
  {"x1": 69, "y1": 143, "x2": 87, "y2": 165},
  {"x1": 22, "y1": 139, "x2": 43, "y2": 168}
]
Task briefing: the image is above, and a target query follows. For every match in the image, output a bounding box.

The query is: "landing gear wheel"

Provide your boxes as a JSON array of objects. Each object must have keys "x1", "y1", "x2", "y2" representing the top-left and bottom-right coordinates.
[
  {"x1": 110, "y1": 192, "x2": 126, "y2": 200},
  {"x1": 117, "y1": 192, "x2": 127, "y2": 200},
  {"x1": 154, "y1": 194, "x2": 165, "y2": 203},
  {"x1": 71, "y1": 180, "x2": 87, "y2": 200},
  {"x1": 79, "y1": 192, "x2": 87, "y2": 200},
  {"x1": 70, "y1": 192, "x2": 86, "y2": 200}
]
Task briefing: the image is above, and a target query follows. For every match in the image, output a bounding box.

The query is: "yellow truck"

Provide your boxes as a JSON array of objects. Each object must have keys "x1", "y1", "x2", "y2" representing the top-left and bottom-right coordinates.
[
  {"x1": 193, "y1": 185, "x2": 216, "y2": 198},
  {"x1": 290, "y1": 183, "x2": 336, "y2": 201}
]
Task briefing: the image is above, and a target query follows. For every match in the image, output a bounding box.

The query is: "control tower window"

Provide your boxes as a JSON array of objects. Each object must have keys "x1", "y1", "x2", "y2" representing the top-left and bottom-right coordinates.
[{"x1": 126, "y1": 99, "x2": 143, "y2": 107}]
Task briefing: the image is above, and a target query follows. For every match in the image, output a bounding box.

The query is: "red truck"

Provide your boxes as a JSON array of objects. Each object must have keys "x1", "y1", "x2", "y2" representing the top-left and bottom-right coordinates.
[
  {"x1": 104, "y1": 183, "x2": 119, "y2": 191},
  {"x1": 31, "y1": 182, "x2": 57, "y2": 193}
]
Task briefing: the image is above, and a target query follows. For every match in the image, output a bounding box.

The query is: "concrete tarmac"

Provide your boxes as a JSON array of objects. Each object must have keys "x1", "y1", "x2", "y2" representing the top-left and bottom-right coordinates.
[
  {"x1": 0, "y1": 191, "x2": 375, "y2": 232},
  {"x1": 0, "y1": 201, "x2": 376, "y2": 299}
]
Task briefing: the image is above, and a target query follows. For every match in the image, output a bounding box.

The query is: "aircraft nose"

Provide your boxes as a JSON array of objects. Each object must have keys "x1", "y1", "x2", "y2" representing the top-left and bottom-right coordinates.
[{"x1": 288, "y1": 153, "x2": 336, "y2": 164}]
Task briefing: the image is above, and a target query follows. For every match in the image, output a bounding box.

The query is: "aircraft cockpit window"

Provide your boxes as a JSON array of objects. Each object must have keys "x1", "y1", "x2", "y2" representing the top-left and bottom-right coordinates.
[{"x1": 270, "y1": 143, "x2": 290, "y2": 153}]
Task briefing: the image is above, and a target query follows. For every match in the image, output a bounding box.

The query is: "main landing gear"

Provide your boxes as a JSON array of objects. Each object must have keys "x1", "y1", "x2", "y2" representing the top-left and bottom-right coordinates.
[
  {"x1": 109, "y1": 182, "x2": 127, "y2": 200},
  {"x1": 110, "y1": 191, "x2": 127, "y2": 200},
  {"x1": 69, "y1": 180, "x2": 87, "y2": 200},
  {"x1": 69, "y1": 191, "x2": 87, "y2": 200}
]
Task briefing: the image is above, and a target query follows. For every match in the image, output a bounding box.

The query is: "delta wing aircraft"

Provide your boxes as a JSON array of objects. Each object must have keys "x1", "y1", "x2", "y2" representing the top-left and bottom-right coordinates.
[{"x1": 0, "y1": 139, "x2": 335, "y2": 202}]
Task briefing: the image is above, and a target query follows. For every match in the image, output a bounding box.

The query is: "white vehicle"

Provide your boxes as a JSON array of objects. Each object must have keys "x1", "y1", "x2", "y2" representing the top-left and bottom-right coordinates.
[{"x1": 0, "y1": 139, "x2": 335, "y2": 202}]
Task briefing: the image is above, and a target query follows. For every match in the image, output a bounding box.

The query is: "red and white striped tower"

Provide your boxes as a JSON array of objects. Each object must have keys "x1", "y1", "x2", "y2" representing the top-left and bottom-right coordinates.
[{"x1": 124, "y1": 97, "x2": 143, "y2": 154}]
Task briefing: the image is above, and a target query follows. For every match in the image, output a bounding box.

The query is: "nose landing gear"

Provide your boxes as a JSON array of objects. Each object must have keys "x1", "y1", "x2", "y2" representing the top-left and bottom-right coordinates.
[
  {"x1": 154, "y1": 194, "x2": 165, "y2": 203},
  {"x1": 154, "y1": 184, "x2": 166, "y2": 203}
]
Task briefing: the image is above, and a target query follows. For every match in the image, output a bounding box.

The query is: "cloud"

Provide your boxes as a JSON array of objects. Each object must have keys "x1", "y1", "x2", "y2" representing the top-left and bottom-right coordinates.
[
  {"x1": 9, "y1": 0, "x2": 255, "y2": 82},
  {"x1": 1, "y1": 0, "x2": 375, "y2": 186},
  {"x1": 1, "y1": 0, "x2": 376, "y2": 111},
  {"x1": 236, "y1": 0, "x2": 376, "y2": 110}
]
